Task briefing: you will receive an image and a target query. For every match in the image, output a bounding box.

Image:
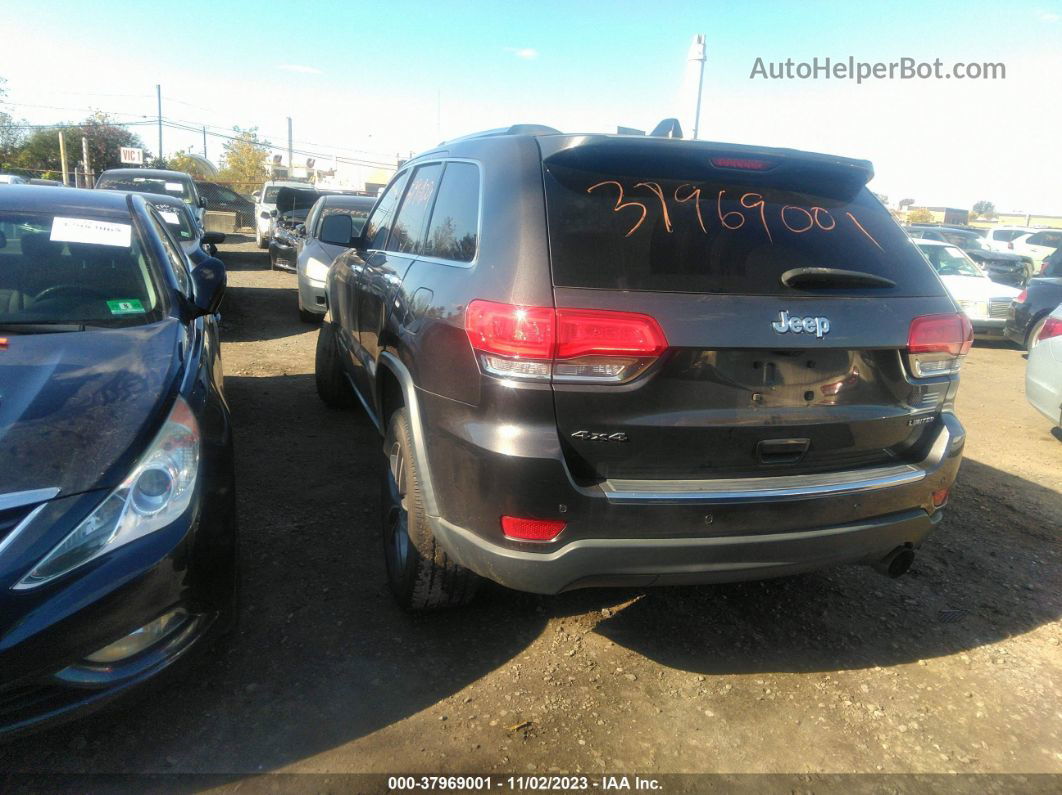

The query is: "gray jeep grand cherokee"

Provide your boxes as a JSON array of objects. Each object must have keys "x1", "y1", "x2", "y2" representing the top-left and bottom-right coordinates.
[{"x1": 314, "y1": 124, "x2": 971, "y2": 610}]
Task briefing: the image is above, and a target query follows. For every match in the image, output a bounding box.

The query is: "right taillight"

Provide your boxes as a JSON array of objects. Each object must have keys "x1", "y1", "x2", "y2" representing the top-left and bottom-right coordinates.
[
  {"x1": 907, "y1": 313, "x2": 974, "y2": 377},
  {"x1": 465, "y1": 300, "x2": 667, "y2": 383},
  {"x1": 1036, "y1": 316, "x2": 1062, "y2": 343}
]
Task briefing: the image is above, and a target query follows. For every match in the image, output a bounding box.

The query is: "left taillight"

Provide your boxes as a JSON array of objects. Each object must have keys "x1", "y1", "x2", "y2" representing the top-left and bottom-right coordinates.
[
  {"x1": 465, "y1": 300, "x2": 668, "y2": 383},
  {"x1": 1036, "y1": 316, "x2": 1062, "y2": 343}
]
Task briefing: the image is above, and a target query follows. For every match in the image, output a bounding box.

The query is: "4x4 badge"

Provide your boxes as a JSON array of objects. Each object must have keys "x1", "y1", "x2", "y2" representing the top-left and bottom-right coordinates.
[
  {"x1": 571, "y1": 430, "x2": 629, "y2": 443},
  {"x1": 772, "y1": 310, "x2": 831, "y2": 338}
]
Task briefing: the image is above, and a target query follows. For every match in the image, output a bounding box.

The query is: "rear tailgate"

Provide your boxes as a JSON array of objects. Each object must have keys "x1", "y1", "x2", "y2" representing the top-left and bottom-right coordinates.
[{"x1": 539, "y1": 136, "x2": 957, "y2": 482}]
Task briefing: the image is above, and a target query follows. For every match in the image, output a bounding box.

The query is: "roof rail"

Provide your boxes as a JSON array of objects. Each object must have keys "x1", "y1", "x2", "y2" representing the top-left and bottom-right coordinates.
[{"x1": 440, "y1": 123, "x2": 562, "y2": 146}]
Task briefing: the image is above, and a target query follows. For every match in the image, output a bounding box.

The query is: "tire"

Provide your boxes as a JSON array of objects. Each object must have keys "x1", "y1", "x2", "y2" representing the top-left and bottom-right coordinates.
[
  {"x1": 382, "y1": 408, "x2": 479, "y2": 610},
  {"x1": 255, "y1": 229, "x2": 267, "y2": 249},
  {"x1": 299, "y1": 306, "x2": 322, "y2": 324},
  {"x1": 1027, "y1": 316, "x2": 1048, "y2": 350},
  {"x1": 314, "y1": 322, "x2": 354, "y2": 408}
]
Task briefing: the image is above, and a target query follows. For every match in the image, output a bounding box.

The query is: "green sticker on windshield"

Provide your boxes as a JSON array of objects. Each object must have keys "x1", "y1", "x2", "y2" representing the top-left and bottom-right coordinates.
[{"x1": 107, "y1": 299, "x2": 145, "y2": 315}]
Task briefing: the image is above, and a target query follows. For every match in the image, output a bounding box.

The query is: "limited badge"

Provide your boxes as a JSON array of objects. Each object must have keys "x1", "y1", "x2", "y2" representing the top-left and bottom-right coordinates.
[{"x1": 107, "y1": 299, "x2": 145, "y2": 315}]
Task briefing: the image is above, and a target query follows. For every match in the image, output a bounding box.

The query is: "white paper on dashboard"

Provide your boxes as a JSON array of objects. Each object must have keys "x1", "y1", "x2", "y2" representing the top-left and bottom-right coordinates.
[
  {"x1": 165, "y1": 182, "x2": 183, "y2": 192},
  {"x1": 50, "y1": 217, "x2": 132, "y2": 247},
  {"x1": 160, "y1": 211, "x2": 180, "y2": 224}
]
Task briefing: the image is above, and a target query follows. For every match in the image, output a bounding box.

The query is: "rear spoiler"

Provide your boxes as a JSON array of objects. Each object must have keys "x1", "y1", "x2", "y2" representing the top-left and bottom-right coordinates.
[{"x1": 538, "y1": 135, "x2": 874, "y2": 194}]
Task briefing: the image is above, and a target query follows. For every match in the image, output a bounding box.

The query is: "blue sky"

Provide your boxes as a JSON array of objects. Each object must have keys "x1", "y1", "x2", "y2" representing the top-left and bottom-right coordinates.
[{"x1": 3, "y1": 0, "x2": 1061, "y2": 211}]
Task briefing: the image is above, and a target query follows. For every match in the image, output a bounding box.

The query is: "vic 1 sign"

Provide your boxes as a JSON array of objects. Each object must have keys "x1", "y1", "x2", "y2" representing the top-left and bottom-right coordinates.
[{"x1": 120, "y1": 147, "x2": 144, "y2": 165}]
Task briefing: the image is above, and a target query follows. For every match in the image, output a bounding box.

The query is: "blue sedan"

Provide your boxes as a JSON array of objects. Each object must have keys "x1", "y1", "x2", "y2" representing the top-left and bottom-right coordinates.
[{"x1": 0, "y1": 185, "x2": 236, "y2": 737}]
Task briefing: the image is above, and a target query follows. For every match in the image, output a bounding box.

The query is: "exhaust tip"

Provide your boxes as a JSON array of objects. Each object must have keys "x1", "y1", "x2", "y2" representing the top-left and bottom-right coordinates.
[{"x1": 874, "y1": 546, "x2": 916, "y2": 579}]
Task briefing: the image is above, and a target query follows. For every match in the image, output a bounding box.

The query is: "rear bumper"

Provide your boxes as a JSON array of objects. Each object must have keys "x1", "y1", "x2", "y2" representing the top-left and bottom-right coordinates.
[
  {"x1": 431, "y1": 509, "x2": 940, "y2": 594},
  {"x1": 971, "y1": 317, "x2": 1007, "y2": 336},
  {"x1": 416, "y1": 385, "x2": 965, "y2": 593}
]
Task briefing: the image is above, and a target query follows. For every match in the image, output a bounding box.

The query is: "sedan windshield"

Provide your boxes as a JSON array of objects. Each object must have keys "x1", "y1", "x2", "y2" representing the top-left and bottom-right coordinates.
[
  {"x1": 0, "y1": 212, "x2": 162, "y2": 329},
  {"x1": 146, "y1": 200, "x2": 197, "y2": 242},
  {"x1": 97, "y1": 175, "x2": 194, "y2": 205},
  {"x1": 918, "y1": 244, "x2": 983, "y2": 278}
]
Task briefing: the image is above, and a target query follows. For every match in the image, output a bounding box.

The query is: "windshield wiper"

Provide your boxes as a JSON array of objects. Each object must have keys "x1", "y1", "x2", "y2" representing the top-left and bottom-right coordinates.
[
  {"x1": 0, "y1": 322, "x2": 87, "y2": 334},
  {"x1": 781, "y1": 267, "x2": 896, "y2": 289}
]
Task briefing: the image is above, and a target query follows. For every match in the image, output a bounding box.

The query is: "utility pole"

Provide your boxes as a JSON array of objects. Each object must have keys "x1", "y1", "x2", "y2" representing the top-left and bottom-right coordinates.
[
  {"x1": 203, "y1": 125, "x2": 207, "y2": 159},
  {"x1": 58, "y1": 130, "x2": 70, "y2": 186},
  {"x1": 81, "y1": 136, "x2": 92, "y2": 188},
  {"x1": 156, "y1": 83, "x2": 163, "y2": 164},
  {"x1": 687, "y1": 34, "x2": 707, "y2": 140},
  {"x1": 287, "y1": 116, "x2": 293, "y2": 170}
]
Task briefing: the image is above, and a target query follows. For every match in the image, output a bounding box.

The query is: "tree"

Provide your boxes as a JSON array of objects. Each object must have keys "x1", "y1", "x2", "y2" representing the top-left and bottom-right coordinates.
[
  {"x1": 0, "y1": 77, "x2": 26, "y2": 171},
  {"x1": 217, "y1": 127, "x2": 270, "y2": 193},
  {"x1": 168, "y1": 150, "x2": 213, "y2": 178},
  {"x1": 971, "y1": 200, "x2": 996, "y2": 220},
  {"x1": 907, "y1": 207, "x2": 934, "y2": 224},
  {"x1": 12, "y1": 112, "x2": 148, "y2": 177},
  {"x1": 899, "y1": 198, "x2": 915, "y2": 209}
]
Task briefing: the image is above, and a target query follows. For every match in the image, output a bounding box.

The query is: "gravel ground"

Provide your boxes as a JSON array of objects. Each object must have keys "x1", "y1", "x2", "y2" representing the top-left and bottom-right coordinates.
[{"x1": 1, "y1": 237, "x2": 1059, "y2": 781}]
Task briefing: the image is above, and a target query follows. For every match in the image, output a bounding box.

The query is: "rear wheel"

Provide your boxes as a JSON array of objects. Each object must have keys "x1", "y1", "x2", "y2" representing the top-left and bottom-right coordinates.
[
  {"x1": 1027, "y1": 316, "x2": 1048, "y2": 349},
  {"x1": 382, "y1": 408, "x2": 479, "y2": 610},
  {"x1": 314, "y1": 322, "x2": 354, "y2": 408}
]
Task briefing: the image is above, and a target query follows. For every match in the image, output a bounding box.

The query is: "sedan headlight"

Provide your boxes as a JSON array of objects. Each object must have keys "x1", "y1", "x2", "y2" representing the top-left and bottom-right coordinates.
[
  {"x1": 15, "y1": 396, "x2": 200, "y2": 590},
  {"x1": 305, "y1": 256, "x2": 330, "y2": 283}
]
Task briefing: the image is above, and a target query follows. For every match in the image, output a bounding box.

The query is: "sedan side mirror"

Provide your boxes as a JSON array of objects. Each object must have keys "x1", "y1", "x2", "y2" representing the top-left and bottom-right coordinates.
[
  {"x1": 295, "y1": 224, "x2": 307, "y2": 237},
  {"x1": 270, "y1": 209, "x2": 278, "y2": 218},
  {"x1": 189, "y1": 257, "x2": 226, "y2": 317},
  {"x1": 198, "y1": 196, "x2": 208, "y2": 209},
  {"x1": 202, "y1": 231, "x2": 226, "y2": 245}
]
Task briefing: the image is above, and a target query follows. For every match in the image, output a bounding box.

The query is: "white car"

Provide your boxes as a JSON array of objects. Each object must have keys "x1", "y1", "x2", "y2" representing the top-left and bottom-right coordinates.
[
  {"x1": 253, "y1": 179, "x2": 314, "y2": 249},
  {"x1": 913, "y1": 239, "x2": 1021, "y2": 338},
  {"x1": 0, "y1": 174, "x2": 27, "y2": 184},
  {"x1": 982, "y1": 226, "x2": 1036, "y2": 253},
  {"x1": 1025, "y1": 303, "x2": 1062, "y2": 427},
  {"x1": 1011, "y1": 229, "x2": 1062, "y2": 272}
]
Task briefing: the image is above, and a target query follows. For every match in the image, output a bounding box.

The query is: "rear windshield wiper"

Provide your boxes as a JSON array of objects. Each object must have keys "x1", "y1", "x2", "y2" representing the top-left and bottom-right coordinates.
[
  {"x1": 0, "y1": 322, "x2": 87, "y2": 334},
  {"x1": 781, "y1": 267, "x2": 896, "y2": 289}
]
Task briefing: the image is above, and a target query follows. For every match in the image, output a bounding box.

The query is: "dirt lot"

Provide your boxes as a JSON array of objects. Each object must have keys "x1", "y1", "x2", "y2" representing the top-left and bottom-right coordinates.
[{"x1": 1, "y1": 237, "x2": 1060, "y2": 781}]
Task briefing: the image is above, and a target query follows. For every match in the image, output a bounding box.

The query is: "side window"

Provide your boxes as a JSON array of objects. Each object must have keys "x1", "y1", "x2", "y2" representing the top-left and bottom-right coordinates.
[
  {"x1": 363, "y1": 170, "x2": 411, "y2": 250},
  {"x1": 423, "y1": 162, "x2": 480, "y2": 263},
  {"x1": 389, "y1": 163, "x2": 443, "y2": 254},
  {"x1": 145, "y1": 209, "x2": 192, "y2": 295}
]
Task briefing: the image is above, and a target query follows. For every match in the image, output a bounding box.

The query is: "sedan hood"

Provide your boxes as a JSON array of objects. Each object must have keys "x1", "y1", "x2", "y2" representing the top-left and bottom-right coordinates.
[
  {"x1": 0, "y1": 320, "x2": 183, "y2": 497},
  {"x1": 940, "y1": 274, "x2": 1021, "y2": 302}
]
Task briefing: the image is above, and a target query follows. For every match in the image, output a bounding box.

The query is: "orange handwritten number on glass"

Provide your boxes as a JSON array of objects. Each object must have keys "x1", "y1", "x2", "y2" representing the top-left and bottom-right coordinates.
[
  {"x1": 739, "y1": 193, "x2": 773, "y2": 242},
  {"x1": 674, "y1": 184, "x2": 707, "y2": 233},
  {"x1": 633, "y1": 182, "x2": 672, "y2": 233},
  {"x1": 717, "y1": 191, "x2": 745, "y2": 230},
  {"x1": 812, "y1": 207, "x2": 836, "y2": 231},
  {"x1": 588, "y1": 180, "x2": 647, "y2": 238},
  {"x1": 846, "y1": 212, "x2": 884, "y2": 251},
  {"x1": 781, "y1": 205, "x2": 814, "y2": 234}
]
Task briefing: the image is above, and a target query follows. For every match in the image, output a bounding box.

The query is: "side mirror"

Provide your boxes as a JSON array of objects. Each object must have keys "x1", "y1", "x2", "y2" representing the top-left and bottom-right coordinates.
[
  {"x1": 189, "y1": 257, "x2": 226, "y2": 317},
  {"x1": 203, "y1": 231, "x2": 226, "y2": 245},
  {"x1": 295, "y1": 224, "x2": 307, "y2": 237},
  {"x1": 198, "y1": 196, "x2": 208, "y2": 209},
  {"x1": 270, "y1": 208, "x2": 278, "y2": 218}
]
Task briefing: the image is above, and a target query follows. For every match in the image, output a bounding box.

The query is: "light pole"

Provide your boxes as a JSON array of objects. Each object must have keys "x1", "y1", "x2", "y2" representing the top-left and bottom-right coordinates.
[{"x1": 688, "y1": 34, "x2": 707, "y2": 139}]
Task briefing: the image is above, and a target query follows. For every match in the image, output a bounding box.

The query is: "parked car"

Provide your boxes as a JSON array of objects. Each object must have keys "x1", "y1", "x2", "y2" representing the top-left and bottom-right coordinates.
[
  {"x1": 144, "y1": 193, "x2": 226, "y2": 261},
  {"x1": 295, "y1": 194, "x2": 375, "y2": 323},
  {"x1": 0, "y1": 185, "x2": 235, "y2": 737},
  {"x1": 0, "y1": 175, "x2": 27, "y2": 185},
  {"x1": 1025, "y1": 303, "x2": 1062, "y2": 427},
  {"x1": 1041, "y1": 247, "x2": 1062, "y2": 278},
  {"x1": 1005, "y1": 277, "x2": 1062, "y2": 349},
  {"x1": 95, "y1": 169, "x2": 207, "y2": 227},
  {"x1": 27, "y1": 178, "x2": 62, "y2": 187},
  {"x1": 908, "y1": 225, "x2": 1033, "y2": 286},
  {"x1": 1010, "y1": 229, "x2": 1062, "y2": 272},
  {"x1": 314, "y1": 125, "x2": 970, "y2": 610},
  {"x1": 912, "y1": 239, "x2": 1020, "y2": 338},
  {"x1": 267, "y1": 186, "x2": 319, "y2": 271},
  {"x1": 982, "y1": 226, "x2": 1036, "y2": 253},
  {"x1": 195, "y1": 181, "x2": 255, "y2": 230},
  {"x1": 253, "y1": 179, "x2": 313, "y2": 249}
]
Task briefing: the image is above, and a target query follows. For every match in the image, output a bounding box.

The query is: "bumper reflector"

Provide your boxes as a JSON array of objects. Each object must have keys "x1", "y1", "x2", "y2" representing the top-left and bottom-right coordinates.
[
  {"x1": 83, "y1": 608, "x2": 189, "y2": 664},
  {"x1": 931, "y1": 487, "x2": 950, "y2": 508},
  {"x1": 501, "y1": 516, "x2": 567, "y2": 541}
]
